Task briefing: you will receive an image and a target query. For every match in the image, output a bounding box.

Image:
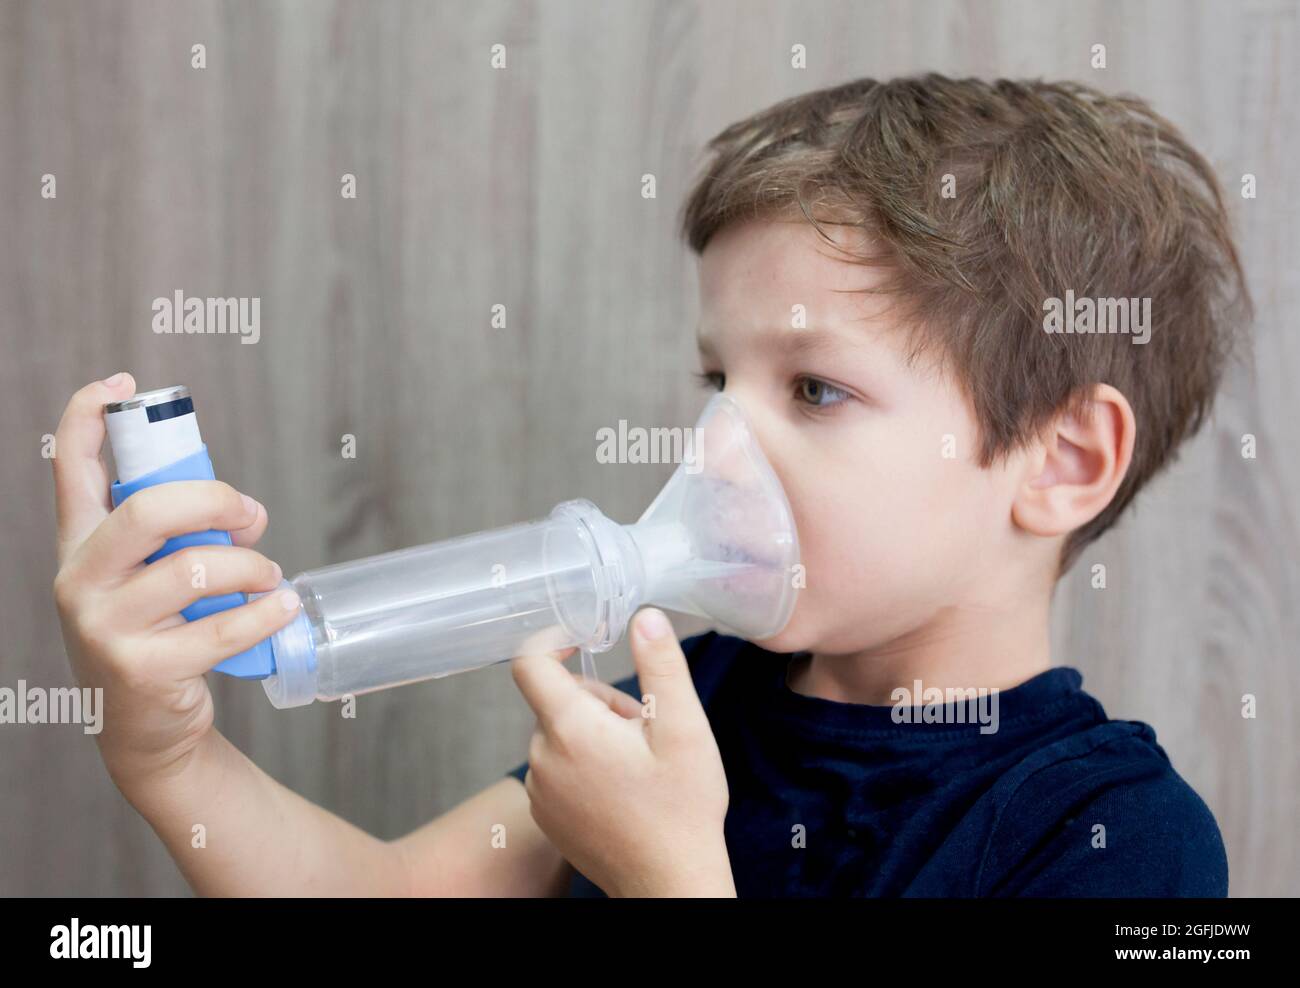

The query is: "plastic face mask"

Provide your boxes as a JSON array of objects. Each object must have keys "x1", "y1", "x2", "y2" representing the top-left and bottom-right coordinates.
[{"x1": 626, "y1": 391, "x2": 800, "y2": 640}]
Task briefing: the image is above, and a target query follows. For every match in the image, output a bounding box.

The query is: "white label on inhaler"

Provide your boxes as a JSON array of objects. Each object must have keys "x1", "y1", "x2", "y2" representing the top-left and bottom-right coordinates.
[{"x1": 105, "y1": 405, "x2": 204, "y2": 484}]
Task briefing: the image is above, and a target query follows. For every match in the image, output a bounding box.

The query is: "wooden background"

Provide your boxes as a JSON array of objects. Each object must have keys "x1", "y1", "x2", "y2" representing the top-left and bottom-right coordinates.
[{"x1": 1, "y1": 0, "x2": 1295, "y2": 896}]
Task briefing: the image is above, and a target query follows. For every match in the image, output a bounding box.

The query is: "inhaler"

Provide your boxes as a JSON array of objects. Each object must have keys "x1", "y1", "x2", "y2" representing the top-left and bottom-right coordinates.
[{"x1": 104, "y1": 386, "x2": 800, "y2": 708}]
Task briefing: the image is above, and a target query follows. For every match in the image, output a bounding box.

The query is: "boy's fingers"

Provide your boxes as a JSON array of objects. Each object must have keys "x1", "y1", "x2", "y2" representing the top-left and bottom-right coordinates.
[
  {"x1": 51, "y1": 373, "x2": 136, "y2": 562},
  {"x1": 511, "y1": 645, "x2": 587, "y2": 734},
  {"x1": 628, "y1": 609, "x2": 706, "y2": 750},
  {"x1": 147, "y1": 586, "x2": 302, "y2": 678},
  {"x1": 120, "y1": 545, "x2": 283, "y2": 627},
  {"x1": 228, "y1": 499, "x2": 269, "y2": 548},
  {"x1": 76, "y1": 480, "x2": 260, "y2": 582},
  {"x1": 577, "y1": 677, "x2": 644, "y2": 719}
]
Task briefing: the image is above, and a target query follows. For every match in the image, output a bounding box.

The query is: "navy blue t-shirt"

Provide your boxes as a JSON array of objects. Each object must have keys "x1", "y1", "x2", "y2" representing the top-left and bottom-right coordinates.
[{"x1": 507, "y1": 632, "x2": 1228, "y2": 897}]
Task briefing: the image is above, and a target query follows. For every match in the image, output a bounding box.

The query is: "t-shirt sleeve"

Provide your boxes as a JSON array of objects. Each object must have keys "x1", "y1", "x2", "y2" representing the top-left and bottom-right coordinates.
[
  {"x1": 506, "y1": 757, "x2": 530, "y2": 785},
  {"x1": 505, "y1": 632, "x2": 716, "y2": 785},
  {"x1": 981, "y1": 769, "x2": 1229, "y2": 897}
]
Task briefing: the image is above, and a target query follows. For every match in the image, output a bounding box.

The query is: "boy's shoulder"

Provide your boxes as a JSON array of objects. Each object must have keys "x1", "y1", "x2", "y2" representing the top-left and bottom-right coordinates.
[
  {"x1": 970, "y1": 715, "x2": 1230, "y2": 897},
  {"x1": 662, "y1": 631, "x2": 1229, "y2": 898}
]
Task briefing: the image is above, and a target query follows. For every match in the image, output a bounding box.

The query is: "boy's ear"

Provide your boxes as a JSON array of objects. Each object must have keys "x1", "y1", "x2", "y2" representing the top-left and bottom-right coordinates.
[{"x1": 1012, "y1": 384, "x2": 1136, "y2": 539}]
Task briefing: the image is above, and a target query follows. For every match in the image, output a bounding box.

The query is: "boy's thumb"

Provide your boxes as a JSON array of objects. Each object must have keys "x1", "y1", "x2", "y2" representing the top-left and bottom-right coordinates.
[{"x1": 630, "y1": 608, "x2": 704, "y2": 745}]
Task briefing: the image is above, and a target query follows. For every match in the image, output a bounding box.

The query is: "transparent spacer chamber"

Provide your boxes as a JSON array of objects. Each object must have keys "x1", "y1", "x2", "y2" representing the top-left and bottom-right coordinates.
[
  {"x1": 261, "y1": 392, "x2": 799, "y2": 708},
  {"x1": 262, "y1": 499, "x2": 644, "y2": 707}
]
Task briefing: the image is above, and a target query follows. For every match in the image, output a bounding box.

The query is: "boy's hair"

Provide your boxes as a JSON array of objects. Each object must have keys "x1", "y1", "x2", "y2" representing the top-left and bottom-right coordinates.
[{"x1": 679, "y1": 73, "x2": 1252, "y2": 572}]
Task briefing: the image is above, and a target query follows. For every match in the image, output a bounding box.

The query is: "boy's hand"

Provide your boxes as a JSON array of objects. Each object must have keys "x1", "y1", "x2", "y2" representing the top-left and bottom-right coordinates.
[
  {"x1": 510, "y1": 609, "x2": 736, "y2": 897},
  {"x1": 50, "y1": 374, "x2": 299, "y2": 785}
]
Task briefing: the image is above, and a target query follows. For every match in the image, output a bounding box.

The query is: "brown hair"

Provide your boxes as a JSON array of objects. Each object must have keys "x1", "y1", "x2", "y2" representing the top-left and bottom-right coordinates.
[{"x1": 679, "y1": 73, "x2": 1252, "y2": 572}]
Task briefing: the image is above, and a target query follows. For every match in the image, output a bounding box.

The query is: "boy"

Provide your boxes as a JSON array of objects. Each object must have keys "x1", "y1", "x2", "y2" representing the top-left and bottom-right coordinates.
[{"x1": 52, "y1": 74, "x2": 1247, "y2": 896}]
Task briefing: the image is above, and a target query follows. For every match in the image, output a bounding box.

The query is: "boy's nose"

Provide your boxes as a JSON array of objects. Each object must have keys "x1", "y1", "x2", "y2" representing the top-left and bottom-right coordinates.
[{"x1": 697, "y1": 391, "x2": 782, "y2": 492}]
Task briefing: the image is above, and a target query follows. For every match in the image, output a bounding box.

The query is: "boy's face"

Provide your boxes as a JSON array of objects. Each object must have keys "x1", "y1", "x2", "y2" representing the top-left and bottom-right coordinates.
[{"x1": 696, "y1": 217, "x2": 1032, "y2": 657}]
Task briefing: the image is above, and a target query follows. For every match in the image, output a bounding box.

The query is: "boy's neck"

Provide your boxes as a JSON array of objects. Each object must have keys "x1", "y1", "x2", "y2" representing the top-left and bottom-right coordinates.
[{"x1": 789, "y1": 596, "x2": 1054, "y2": 707}]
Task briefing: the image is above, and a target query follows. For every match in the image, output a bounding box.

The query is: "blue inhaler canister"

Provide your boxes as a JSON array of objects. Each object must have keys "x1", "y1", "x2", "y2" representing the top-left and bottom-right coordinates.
[{"x1": 103, "y1": 385, "x2": 277, "y2": 679}]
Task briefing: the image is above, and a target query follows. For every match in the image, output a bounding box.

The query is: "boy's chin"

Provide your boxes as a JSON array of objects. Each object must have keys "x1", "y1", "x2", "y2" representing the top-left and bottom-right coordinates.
[
  {"x1": 747, "y1": 619, "x2": 815, "y2": 656},
  {"x1": 746, "y1": 605, "x2": 876, "y2": 657}
]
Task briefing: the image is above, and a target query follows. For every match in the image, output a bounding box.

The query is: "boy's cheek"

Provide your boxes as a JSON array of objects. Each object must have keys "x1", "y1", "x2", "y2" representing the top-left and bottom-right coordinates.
[
  {"x1": 773, "y1": 483, "x2": 981, "y2": 654},
  {"x1": 769, "y1": 418, "x2": 993, "y2": 652},
  {"x1": 765, "y1": 526, "x2": 912, "y2": 654}
]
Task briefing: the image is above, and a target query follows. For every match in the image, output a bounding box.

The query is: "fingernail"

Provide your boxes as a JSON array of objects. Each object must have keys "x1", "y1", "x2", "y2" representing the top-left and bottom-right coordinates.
[
  {"x1": 240, "y1": 493, "x2": 258, "y2": 517},
  {"x1": 279, "y1": 589, "x2": 300, "y2": 611},
  {"x1": 636, "y1": 608, "x2": 671, "y2": 641},
  {"x1": 270, "y1": 561, "x2": 282, "y2": 582},
  {"x1": 102, "y1": 372, "x2": 125, "y2": 387}
]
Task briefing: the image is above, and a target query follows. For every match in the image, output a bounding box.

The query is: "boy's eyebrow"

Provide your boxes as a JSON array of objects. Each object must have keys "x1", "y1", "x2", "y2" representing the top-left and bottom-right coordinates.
[{"x1": 697, "y1": 326, "x2": 850, "y2": 360}]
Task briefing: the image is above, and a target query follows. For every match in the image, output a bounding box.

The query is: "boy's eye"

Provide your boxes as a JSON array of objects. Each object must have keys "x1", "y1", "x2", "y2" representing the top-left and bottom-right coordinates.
[
  {"x1": 695, "y1": 370, "x2": 726, "y2": 391},
  {"x1": 795, "y1": 375, "x2": 849, "y2": 408}
]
